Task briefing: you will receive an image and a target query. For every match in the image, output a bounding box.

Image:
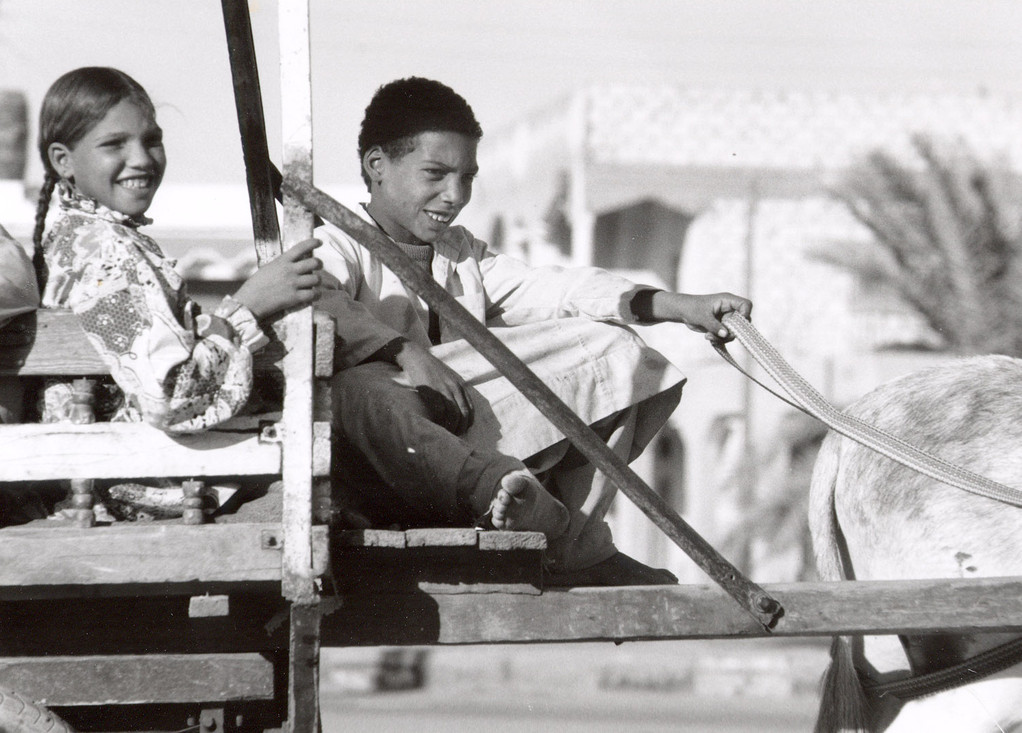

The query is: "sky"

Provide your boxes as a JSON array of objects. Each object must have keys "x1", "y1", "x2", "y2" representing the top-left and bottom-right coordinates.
[{"x1": 2, "y1": 0, "x2": 1021, "y2": 195}]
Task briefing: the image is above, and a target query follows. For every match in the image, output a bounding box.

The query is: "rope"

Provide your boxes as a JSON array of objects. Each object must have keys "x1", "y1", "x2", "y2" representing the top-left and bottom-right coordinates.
[
  {"x1": 863, "y1": 636, "x2": 1022, "y2": 701},
  {"x1": 716, "y1": 312, "x2": 1022, "y2": 508}
]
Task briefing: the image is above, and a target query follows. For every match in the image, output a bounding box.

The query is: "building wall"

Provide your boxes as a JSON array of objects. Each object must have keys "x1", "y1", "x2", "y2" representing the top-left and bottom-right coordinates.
[{"x1": 471, "y1": 85, "x2": 1022, "y2": 582}]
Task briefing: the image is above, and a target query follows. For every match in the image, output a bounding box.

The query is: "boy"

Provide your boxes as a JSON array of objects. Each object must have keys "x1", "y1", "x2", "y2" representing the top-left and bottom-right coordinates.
[{"x1": 316, "y1": 78, "x2": 752, "y2": 585}]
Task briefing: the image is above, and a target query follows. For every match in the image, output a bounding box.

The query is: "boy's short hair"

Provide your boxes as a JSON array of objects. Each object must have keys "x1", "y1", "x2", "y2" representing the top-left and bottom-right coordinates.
[{"x1": 358, "y1": 77, "x2": 483, "y2": 186}]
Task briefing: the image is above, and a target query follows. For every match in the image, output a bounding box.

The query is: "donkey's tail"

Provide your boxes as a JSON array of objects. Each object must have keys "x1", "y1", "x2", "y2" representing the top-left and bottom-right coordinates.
[{"x1": 809, "y1": 434, "x2": 875, "y2": 733}]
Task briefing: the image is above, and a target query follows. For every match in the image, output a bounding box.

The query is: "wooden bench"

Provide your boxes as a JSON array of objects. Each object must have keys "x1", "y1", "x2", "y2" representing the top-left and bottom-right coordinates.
[
  {"x1": 0, "y1": 307, "x2": 551, "y2": 730},
  {"x1": 0, "y1": 308, "x2": 332, "y2": 488},
  {"x1": 0, "y1": 307, "x2": 337, "y2": 590}
]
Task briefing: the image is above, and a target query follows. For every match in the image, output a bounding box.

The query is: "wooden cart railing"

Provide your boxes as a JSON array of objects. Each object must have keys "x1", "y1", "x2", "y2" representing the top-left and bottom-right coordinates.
[
  {"x1": 0, "y1": 305, "x2": 334, "y2": 732},
  {"x1": 4, "y1": 3, "x2": 1022, "y2": 733}
]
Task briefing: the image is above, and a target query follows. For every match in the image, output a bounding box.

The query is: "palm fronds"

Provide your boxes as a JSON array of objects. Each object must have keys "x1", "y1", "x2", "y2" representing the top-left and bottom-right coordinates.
[{"x1": 814, "y1": 134, "x2": 1022, "y2": 356}]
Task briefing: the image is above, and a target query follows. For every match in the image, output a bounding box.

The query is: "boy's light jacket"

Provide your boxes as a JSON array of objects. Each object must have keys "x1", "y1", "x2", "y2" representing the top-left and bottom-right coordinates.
[{"x1": 315, "y1": 213, "x2": 685, "y2": 462}]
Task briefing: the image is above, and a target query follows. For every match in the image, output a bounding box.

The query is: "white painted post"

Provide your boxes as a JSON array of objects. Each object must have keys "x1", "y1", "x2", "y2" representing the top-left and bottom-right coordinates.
[
  {"x1": 278, "y1": 0, "x2": 316, "y2": 606},
  {"x1": 278, "y1": 2, "x2": 320, "y2": 732}
]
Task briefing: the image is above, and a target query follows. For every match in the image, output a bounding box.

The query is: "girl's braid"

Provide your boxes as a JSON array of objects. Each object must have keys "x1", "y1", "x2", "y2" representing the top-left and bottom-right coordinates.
[{"x1": 31, "y1": 172, "x2": 56, "y2": 290}]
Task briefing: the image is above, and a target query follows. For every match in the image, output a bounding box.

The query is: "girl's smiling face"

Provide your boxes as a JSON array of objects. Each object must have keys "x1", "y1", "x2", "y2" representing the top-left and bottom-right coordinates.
[
  {"x1": 364, "y1": 131, "x2": 478, "y2": 245},
  {"x1": 49, "y1": 98, "x2": 166, "y2": 217}
]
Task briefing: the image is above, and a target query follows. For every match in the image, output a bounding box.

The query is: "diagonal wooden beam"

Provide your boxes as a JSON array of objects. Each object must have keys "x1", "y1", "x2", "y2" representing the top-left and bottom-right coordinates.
[{"x1": 282, "y1": 177, "x2": 784, "y2": 630}]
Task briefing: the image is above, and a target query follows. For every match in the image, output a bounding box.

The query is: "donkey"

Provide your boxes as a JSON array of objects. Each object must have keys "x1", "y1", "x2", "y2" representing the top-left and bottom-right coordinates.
[{"x1": 809, "y1": 354, "x2": 1022, "y2": 732}]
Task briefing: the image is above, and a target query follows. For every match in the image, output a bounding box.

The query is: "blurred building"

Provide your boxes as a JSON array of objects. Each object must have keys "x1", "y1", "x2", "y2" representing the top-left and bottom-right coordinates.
[{"x1": 463, "y1": 85, "x2": 1022, "y2": 582}]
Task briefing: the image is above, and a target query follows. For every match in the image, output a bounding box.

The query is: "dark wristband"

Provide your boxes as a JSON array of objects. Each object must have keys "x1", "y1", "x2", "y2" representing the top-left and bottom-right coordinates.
[{"x1": 629, "y1": 288, "x2": 663, "y2": 322}]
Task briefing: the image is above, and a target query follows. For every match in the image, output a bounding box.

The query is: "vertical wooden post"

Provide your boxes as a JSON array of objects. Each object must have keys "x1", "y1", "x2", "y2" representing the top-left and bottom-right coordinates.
[
  {"x1": 278, "y1": 0, "x2": 316, "y2": 608},
  {"x1": 220, "y1": 0, "x2": 281, "y2": 264},
  {"x1": 278, "y1": 2, "x2": 321, "y2": 732},
  {"x1": 69, "y1": 378, "x2": 96, "y2": 527},
  {"x1": 221, "y1": 1, "x2": 321, "y2": 730}
]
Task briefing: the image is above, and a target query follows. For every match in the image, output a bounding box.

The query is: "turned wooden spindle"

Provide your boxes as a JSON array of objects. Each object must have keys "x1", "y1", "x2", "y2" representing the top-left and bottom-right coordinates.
[
  {"x1": 69, "y1": 378, "x2": 97, "y2": 527},
  {"x1": 69, "y1": 378, "x2": 96, "y2": 425},
  {"x1": 181, "y1": 480, "x2": 207, "y2": 525},
  {"x1": 69, "y1": 479, "x2": 95, "y2": 528}
]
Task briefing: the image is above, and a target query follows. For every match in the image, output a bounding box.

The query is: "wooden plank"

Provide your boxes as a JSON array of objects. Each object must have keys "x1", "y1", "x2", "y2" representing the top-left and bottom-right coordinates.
[
  {"x1": 312, "y1": 420, "x2": 331, "y2": 477},
  {"x1": 332, "y1": 545, "x2": 543, "y2": 596},
  {"x1": 189, "y1": 594, "x2": 231, "y2": 617},
  {"x1": 405, "y1": 528, "x2": 478, "y2": 547},
  {"x1": 0, "y1": 653, "x2": 274, "y2": 706},
  {"x1": 334, "y1": 530, "x2": 407, "y2": 548},
  {"x1": 0, "y1": 310, "x2": 105, "y2": 375},
  {"x1": 0, "y1": 523, "x2": 329, "y2": 591},
  {"x1": 333, "y1": 528, "x2": 545, "y2": 550},
  {"x1": 332, "y1": 529, "x2": 544, "y2": 596},
  {"x1": 277, "y1": 0, "x2": 317, "y2": 610},
  {"x1": 274, "y1": 2, "x2": 320, "y2": 730},
  {"x1": 479, "y1": 531, "x2": 547, "y2": 551},
  {"x1": 320, "y1": 577, "x2": 1022, "y2": 646},
  {"x1": 0, "y1": 423, "x2": 280, "y2": 481},
  {"x1": 313, "y1": 310, "x2": 335, "y2": 378},
  {"x1": 288, "y1": 603, "x2": 321, "y2": 731},
  {"x1": 0, "y1": 309, "x2": 293, "y2": 377},
  {"x1": 0, "y1": 594, "x2": 290, "y2": 655}
]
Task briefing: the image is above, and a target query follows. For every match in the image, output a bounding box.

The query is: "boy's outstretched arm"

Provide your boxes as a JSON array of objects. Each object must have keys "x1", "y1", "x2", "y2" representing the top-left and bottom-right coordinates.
[{"x1": 638, "y1": 291, "x2": 753, "y2": 343}]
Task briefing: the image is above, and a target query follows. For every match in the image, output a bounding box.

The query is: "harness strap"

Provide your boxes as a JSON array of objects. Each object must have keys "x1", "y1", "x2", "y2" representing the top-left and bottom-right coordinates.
[
  {"x1": 863, "y1": 637, "x2": 1022, "y2": 701},
  {"x1": 716, "y1": 312, "x2": 1022, "y2": 508}
]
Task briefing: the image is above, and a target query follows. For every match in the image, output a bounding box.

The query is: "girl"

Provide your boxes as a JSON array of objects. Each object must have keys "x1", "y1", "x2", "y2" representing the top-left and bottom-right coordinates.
[{"x1": 33, "y1": 67, "x2": 321, "y2": 433}]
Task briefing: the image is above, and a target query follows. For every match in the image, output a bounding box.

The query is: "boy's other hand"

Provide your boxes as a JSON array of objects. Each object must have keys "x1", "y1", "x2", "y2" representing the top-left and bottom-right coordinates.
[
  {"x1": 649, "y1": 291, "x2": 752, "y2": 344},
  {"x1": 393, "y1": 341, "x2": 474, "y2": 435},
  {"x1": 233, "y1": 238, "x2": 323, "y2": 319}
]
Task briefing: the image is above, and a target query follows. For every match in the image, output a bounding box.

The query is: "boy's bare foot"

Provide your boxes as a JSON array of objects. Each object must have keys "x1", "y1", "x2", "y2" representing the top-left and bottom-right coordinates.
[
  {"x1": 487, "y1": 469, "x2": 569, "y2": 539},
  {"x1": 544, "y1": 551, "x2": 678, "y2": 587}
]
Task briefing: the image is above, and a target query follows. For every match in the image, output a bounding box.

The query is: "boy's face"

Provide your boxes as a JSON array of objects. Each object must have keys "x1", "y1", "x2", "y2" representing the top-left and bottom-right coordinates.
[{"x1": 365, "y1": 130, "x2": 478, "y2": 245}]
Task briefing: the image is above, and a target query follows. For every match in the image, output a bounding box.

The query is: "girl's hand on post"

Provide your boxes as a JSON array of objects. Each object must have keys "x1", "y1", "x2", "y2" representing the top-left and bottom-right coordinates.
[
  {"x1": 233, "y1": 238, "x2": 323, "y2": 319},
  {"x1": 649, "y1": 291, "x2": 752, "y2": 343}
]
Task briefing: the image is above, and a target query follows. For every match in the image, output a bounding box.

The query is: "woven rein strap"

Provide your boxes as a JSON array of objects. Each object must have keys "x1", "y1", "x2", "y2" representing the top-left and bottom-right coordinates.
[
  {"x1": 862, "y1": 636, "x2": 1022, "y2": 701},
  {"x1": 716, "y1": 312, "x2": 1022, "y2": 508}
]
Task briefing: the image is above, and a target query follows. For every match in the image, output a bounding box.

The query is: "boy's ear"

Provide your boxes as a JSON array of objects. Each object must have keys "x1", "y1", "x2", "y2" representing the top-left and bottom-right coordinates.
[
  {"x1": 47, "y1": 143, "x2": 75, "y2": 180},
  {"x1": 362, "y1": 146, "x2": 385, "y2": 185}
]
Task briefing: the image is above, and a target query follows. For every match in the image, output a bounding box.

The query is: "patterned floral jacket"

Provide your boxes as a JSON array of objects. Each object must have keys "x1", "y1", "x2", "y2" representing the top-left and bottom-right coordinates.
[{"x1": 40, "y1": 185, "x2": 268, "y2": 433}]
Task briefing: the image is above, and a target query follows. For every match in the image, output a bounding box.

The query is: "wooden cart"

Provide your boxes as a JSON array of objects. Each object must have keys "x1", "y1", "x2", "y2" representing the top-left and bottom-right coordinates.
[{"x1": 3, "y1": 3, "x2": 1022, "y2": 732}]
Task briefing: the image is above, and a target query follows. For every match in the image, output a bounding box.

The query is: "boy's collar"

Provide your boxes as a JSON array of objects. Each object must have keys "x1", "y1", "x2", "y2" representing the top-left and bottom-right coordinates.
[
  {"x1": 57, "y1": 180, "x2": 153, "y2": 228},
  {"x1": 358, "y1": 202, "x2": 463, "y2": 258},
  {"x1": 359, "y1": 202, "x2": 433, "y2": 249}
]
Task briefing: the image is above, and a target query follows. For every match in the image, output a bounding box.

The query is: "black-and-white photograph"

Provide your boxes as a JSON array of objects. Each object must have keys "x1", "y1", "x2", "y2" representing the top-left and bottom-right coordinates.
[{"x1": 2, "y1": 2, "x2": 1021, "y2": 731}]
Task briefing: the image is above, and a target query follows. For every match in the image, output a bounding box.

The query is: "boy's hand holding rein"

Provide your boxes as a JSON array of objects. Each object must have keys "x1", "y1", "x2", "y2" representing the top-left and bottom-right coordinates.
[
  {"x1": 233, "y1": 237, "x2": 323, "y2": 320},
  {"x1": 643, "y1": 291, "x2": 753, "y2": 344}
]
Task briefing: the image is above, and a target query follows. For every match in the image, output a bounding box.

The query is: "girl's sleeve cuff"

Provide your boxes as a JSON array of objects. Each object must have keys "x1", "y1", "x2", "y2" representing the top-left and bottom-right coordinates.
[{"x1": 216, "y1": 296, "x2": 270, "y2": 353}]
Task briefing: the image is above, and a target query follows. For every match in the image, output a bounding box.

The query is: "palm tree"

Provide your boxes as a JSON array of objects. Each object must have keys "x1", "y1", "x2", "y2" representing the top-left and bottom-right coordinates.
[
  {"x1": 814, "y1": 134, "x2": 1022, "y2": 357},
  {"x1": 732, "y1": 137, "x2": 1022, "y2": 580}
]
